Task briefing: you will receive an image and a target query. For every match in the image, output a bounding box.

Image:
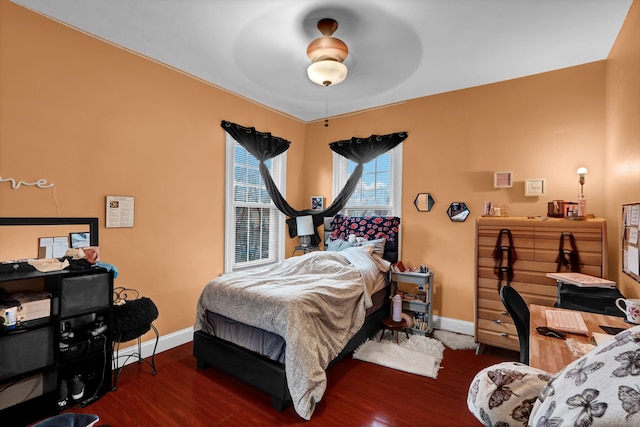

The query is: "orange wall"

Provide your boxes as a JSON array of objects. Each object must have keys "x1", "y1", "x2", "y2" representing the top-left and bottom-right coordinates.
[
  {"x1": 2, "y1": 0, "x2": 639, "y2": 340},
  {"x1": 0, "y1": 1, "x2": 307, "y2": 339},
  {"x1": 605, "y1": 0, "x2": 640, "y2": 300},
  {"x1": 305, "y1": 62, "x2": 608, "y2": 322}
]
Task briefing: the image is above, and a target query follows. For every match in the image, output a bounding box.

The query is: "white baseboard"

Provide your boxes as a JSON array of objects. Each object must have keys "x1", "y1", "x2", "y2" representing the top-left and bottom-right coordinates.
[
  {"x1": 113, "y1": 326, "x2": 193, "y2": 369},
  {"x1": 432, "y1": 315, "x2": 474, "y2": 337}
]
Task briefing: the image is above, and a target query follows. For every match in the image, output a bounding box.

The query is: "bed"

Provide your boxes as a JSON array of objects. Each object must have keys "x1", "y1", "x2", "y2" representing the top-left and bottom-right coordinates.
[{"x1": 193, "y1": 215, "x2": 400, "y2": 420}]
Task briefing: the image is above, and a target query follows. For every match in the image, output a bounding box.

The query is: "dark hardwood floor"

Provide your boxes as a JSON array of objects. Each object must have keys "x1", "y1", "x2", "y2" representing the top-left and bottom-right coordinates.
[{"x1": 54, "y1": 340, "x2": 517, "y2": 426}]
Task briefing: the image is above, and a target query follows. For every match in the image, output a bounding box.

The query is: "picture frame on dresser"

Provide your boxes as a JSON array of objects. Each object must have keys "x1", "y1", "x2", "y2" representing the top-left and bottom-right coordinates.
[{"x1": 311, "y1": 196, "x2": 323, "y2": 211}]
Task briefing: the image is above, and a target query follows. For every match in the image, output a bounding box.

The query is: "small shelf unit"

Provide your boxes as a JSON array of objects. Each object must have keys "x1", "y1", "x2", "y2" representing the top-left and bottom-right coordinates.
[{"x1": 389, "y1": 271, "x2": 433, "y2": 335}]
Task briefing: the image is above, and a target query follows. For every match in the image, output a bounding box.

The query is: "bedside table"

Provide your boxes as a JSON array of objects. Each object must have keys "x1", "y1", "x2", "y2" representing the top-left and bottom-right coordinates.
[
  {"x1": 389, "y1": 271, "x2": 433, "y2": 334},
  {"x1": 292, "y1": 245, "x2": 320, "y2": 256}
]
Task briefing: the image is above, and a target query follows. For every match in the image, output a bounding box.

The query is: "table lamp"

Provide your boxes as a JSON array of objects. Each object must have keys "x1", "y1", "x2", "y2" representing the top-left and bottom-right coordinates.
[
  {"x1": 577, "y1": 167, "x2": 587, "y2": 219},
  {"x1": 296, "y1": 216, "x2": 315, "y2": 248}
]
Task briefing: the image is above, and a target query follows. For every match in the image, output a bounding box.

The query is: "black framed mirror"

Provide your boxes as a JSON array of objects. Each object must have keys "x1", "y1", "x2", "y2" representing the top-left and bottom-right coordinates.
[
  {"x1": 0, "y1": 217, "x2": 99, "y2": 261},
  {"x1": 414, "y1": 193, "x2": 435, "y2": 212},
  {"x1": 447, "y1": 203, "x2": 470, "y2": 222}
]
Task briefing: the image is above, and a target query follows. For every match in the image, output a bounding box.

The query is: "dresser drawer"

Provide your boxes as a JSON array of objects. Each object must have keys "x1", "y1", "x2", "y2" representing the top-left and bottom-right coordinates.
[
  {"x1": 478, "y1": 318, "x2": 516, "y2": 335},
  {"x1": 478, "y1": 307, "x2": 512, "y2": 325},
  {"x1": 476, "y1": 329, "x2": 519, "y2": 352},
  {"x1": 477, "y1": 297, "x2": 508, "y2": 312}
]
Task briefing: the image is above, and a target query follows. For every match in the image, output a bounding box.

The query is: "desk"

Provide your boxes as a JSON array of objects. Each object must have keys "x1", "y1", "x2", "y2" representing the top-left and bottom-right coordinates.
[{"x1": 529, "y1": 304, "x2": 629, "y2": 373}]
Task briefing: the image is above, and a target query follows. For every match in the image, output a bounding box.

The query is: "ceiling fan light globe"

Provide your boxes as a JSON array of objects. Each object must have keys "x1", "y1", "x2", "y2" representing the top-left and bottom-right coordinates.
[{"x1": 307, "y1": 61, "x2": 348, "y2": 86}]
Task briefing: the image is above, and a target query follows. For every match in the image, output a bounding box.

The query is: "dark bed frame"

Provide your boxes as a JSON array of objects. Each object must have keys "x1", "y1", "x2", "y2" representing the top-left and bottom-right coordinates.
[{"x1": 193, "y1": 216, "x2": 398, "y2": 411}]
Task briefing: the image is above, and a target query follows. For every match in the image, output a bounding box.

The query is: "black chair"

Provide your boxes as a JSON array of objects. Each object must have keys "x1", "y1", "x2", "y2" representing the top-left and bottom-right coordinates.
[
  {"x1": 499, "y1": 285, "x2": 530, "y2": 364},
  {"x1": 111, "y1": 287, "x2": 159, "y2": 390}
]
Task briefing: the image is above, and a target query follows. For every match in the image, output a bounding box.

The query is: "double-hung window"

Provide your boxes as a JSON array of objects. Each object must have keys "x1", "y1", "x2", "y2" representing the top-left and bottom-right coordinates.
[
  {"x1": 332, "y1": 145, "x2": 402, "y2": 216},
  {"x1": 224, "y1": 134, "x2": 285, "y2": 272}
]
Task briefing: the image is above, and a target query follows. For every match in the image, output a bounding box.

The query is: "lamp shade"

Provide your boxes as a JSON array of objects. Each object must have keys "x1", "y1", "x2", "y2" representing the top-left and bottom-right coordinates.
[
  {"x1": 296, "y1": 216, "x2": 315, "y2": 236},
  {"x1": 307, "y1": 60, "x2": 348, "y2": 86}
]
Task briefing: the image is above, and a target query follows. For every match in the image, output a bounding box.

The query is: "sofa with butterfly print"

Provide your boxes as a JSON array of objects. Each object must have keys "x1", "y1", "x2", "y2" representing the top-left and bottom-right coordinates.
[{"x1": 467, "y1": 325, "x2": 640, "y2": 426}]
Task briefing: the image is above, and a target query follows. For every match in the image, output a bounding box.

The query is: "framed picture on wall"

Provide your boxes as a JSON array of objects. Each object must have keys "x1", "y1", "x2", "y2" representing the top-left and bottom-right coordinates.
[
  {"x1": 311, "y1": 196, "x2": 323, "y2": 211},
  {"x1": 525, "y1": 179, "x2": 546, "y2": 196},
  {"x1": 494, "y1": 171, "x2": 513, "y2": 188}
]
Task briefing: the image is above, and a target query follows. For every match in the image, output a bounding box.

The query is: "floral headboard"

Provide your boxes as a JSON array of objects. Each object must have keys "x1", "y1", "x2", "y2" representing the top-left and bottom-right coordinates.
[{"x1": 324, "y1": 215, "x2": 401, "y2": 263}]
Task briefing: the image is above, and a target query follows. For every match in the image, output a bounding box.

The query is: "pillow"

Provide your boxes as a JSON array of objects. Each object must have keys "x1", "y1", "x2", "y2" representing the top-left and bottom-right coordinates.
[
  {"x1": 346, "y1": 244, "x2": 375, "y2": 255},
  {"x1": 370, "y1": 252, "x2": 391, "y2": 272},
  {"x1": 359, "y1": 238, "x2": 386, "y2": 256},
  {"x1": 467, "y1": 361, "x2": 552, "y2": 426},
  {"x1": 325, "y1": 239, "x2": 353, "y2": 252},
  {"x1": 529, "y1": 324, "x2": 640, "y2": 426}
]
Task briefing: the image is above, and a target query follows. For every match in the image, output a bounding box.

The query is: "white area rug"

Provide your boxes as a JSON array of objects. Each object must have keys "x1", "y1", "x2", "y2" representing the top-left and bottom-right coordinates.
[
  {"x1": 433, "y1": 329, "x2": 476, "y2": 350},
  {"x1": 352, "y1": 333, "x2": 444, "y2": 378}
]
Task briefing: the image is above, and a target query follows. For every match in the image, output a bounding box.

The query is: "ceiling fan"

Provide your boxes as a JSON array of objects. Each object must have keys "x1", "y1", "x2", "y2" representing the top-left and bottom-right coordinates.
[{"x1": 306, "y1": 18, "x2": 349, "y2": 87}]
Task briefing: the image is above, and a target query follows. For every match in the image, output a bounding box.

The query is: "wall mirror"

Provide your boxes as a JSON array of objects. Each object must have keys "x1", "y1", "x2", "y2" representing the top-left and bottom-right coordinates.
[
  {"x1": 447, "y1": 202, "x2": 470, "y2": 222},
  {"x1": 0, "y1": 217, "x2": 99, "y2": 261},
  {"x1": 414, "y1": 193, "x2": 435, "y2": 212}
]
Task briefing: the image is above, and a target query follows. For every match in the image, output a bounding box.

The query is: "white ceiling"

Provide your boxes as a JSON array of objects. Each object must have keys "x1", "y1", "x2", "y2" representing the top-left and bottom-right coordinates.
[{"x1": 13, "y1": 0, "x2": 633, "y2": 122}]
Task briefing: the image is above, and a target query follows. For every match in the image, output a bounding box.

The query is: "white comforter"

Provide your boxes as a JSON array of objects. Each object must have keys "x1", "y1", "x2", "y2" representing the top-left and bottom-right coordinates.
[{"x1": 194, "y1": 247, "x2": 385, "y2": 419}]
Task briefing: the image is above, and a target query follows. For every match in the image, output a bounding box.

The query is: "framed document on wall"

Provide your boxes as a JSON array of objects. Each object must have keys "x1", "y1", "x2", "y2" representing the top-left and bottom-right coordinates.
[
  {"x1": 525, "y1": 179, "x2": 545, "y2": 196},
  {"x1": 106, "y1": 195, "x2": 135, "y2": 228}
]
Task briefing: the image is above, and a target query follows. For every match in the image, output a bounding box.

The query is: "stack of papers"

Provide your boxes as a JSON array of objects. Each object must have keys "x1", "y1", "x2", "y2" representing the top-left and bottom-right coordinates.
[
  {"x1": 592, "y1": 332, "x2": 614, "y2": 346},
  {"x1": 546, "y1": 272, "x2": 616, "y2": 288}
]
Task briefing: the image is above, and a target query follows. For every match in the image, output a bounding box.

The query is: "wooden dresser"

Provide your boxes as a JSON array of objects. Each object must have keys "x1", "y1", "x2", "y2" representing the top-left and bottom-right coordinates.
[{"x1": 475, "y1": 217, "x2": 607, "y2": 353}]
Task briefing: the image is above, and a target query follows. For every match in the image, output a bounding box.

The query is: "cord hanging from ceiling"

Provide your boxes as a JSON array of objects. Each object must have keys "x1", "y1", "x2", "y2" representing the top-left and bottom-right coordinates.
[{"x1": 325, "y1": 91, "x2": 329, "y2": 127}]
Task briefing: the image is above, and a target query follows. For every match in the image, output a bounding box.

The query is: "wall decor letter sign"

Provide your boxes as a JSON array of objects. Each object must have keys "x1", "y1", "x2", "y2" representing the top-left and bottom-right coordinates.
[{"x1": 0, "y1": 176, "x2": 54, "y2": 189}]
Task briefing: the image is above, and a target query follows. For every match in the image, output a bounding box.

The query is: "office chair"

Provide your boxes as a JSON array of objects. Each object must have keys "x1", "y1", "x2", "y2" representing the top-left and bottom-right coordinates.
[
  {"x1": 111, "y1": 287, "x2": 159, "y2": 390},
  {"x1": 499, "y1": 285, "x2": 530, "y2": 365}
]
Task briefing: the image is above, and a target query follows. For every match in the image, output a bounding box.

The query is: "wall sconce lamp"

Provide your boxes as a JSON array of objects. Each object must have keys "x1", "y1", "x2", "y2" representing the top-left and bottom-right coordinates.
[{"x1": 296, "y1": 216, "x2": 315, "y2": 248}]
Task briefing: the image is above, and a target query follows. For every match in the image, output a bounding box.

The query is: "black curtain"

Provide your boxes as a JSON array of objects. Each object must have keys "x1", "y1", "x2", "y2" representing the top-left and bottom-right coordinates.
[{"x1": 221, "y1": 121, "x2": 407, "y2": 245}]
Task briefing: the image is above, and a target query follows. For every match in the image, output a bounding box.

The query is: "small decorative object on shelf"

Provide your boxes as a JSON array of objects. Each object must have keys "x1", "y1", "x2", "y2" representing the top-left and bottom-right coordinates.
[{"x1": 482, "y1": 201, "x2": 509, "y2": 217}]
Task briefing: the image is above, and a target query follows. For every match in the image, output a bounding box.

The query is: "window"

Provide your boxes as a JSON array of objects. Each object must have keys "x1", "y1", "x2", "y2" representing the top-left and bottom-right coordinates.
[
  {"x1": 332, "y1": 145, "x2": 402, "y2": 216},
  {"x1": 225, "y1": 134, "x2": 285, "y2": 272}
]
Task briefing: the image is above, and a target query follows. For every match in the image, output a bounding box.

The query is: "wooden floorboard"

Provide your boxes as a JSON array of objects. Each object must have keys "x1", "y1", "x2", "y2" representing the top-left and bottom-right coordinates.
[{"x1": 53, "y1": 340, "x2": 517, "y2": 426}]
